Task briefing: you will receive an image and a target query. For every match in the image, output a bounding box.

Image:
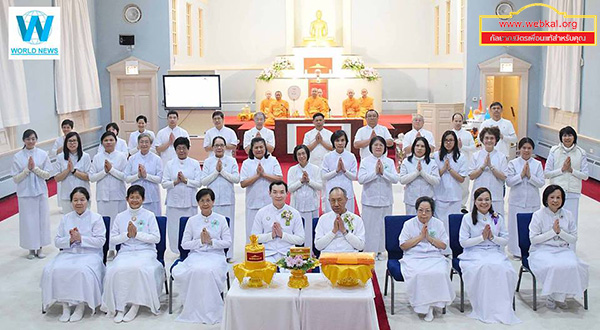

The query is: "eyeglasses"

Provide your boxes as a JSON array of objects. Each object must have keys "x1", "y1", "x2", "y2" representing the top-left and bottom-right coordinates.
[
  {"x1": 417, "y1": 209, "x2": 432, "y2": 214},
  {"x1": 213, "y1": 144, "x2": 225, "y2": 148}
]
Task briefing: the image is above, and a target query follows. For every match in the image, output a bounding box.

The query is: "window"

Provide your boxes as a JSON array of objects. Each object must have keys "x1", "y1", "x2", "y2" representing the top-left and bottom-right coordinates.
[
  {"x1": 171, "y1": 0, "x2": 178, "y2": 55},
  {"x1": 459, "y1": 0, "x2": 465, "y2": 53},
  {"x1": 198, "y1": 8, "x2": 204, "y2": 57},
  {"x1": 446, "y1": 1, "x2": 451, "y2": 54},
  {"x1": 434, "y1": 6, "x2": 440, "y2": 55},
  {"x1": 186, "y1": 3, "x2": 192, "y2": 56}
]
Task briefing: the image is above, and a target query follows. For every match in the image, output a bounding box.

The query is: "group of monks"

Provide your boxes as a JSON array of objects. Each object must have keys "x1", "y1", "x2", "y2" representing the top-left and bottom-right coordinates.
[{"x1": 259, "y1": 87, "x2": 374, "y2": 125}]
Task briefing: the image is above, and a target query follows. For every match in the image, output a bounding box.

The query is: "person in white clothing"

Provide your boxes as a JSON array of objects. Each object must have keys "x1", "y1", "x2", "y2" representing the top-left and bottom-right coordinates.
[
  {"x1": 506, "y1": 137, "x2": 544, "y2": 257},
  {"x1": 402, "y1": 114, "x2": 436, "y2": 155},
  {"x1": 400, "y1": 197, "x2": 455, "y2": 322},
  {"x1": 458, "y1": 187, "x2": 520, "y2": 325},
  {"x1": 201, "y1": 136, "x2": 240, "y2": 259},
  {"x1": 478, "y1": 102, "x2": 517, "y2": 159},
  {"x1": 125, "y1": 133, "x2": 163, "y2": 215},
  {"x1": 353, "y1": 110, "x2": 394, "y2": 160},
  {"x1": 90, "y1": 131, "x2": 128, "y2": 253},
  {"x1": 50, "y1": 119, "x2": 74, "y2": 210},
  {"x1": 469, "y1": 126, "x2": 508, "y2": 216},
  {"x1": 433, "y1": 131, "x2": 468, "y2": 246},
  {"x1": 243, "y1": 111, "x2": 275, "y2": 154},
  {"x1": 12, "y1": 129, "x2": 52, "y2": 259},
  {"x1": 358, "y1": 136, "x2": 399, "y2": 257},
  {"x1": 54, "y1": 132, "x2": 91, "y2": 213},
  {"x1": 528, "y1": 185, "x2": 589, "y2": 310},
  {"x1": 97, "y1": 122, "x2": 129, "y2": 156},
  {"x1": 240, "y1": 137, "x2": 283, "y2": 243},
  {"x1": 41, "y1": 187, "x2": 106, "y2": 323},
  {"x1": 154, "y1": 110, "x2": 190, "y2": 167},
  {"x1": 288, "y1": 145, "x2": 323, "y2": 251},
  {"x1": 102, "y1": 185, "x2": 164, "y2": 323},
  {"x1": 127, "y1": 115, "x2": 156, "y2": 156},
  {"x1": 252, "y1": 181, "x2": 305, "y2": 263},
  {"x1": 544, "y1": 126, "x2": 589, "y2": 246},
  {"x1": 203, "y1": 111, "x2": 238, "y2": 157},
  {"x1": 172, "y1": 188, "x2": 231, "y2": 324},
  {"x1": 400, "y1": 137, "x2": 440, "y2": 215},
  {"x1": 162, "y1": 137, "x2": 202, "y2": 253},
  {"x1": 303, "y1": 112, "x2": 333, "y2": 167},
  {"x1": 451, "y1": 113, "x2": 476, "y2": 211},
  {"x1": 322, "y1": 130, "x2": 358, "y2": 213},
  {"x1": 315, "y1": 187, "x2": 365, "y2": 252}
]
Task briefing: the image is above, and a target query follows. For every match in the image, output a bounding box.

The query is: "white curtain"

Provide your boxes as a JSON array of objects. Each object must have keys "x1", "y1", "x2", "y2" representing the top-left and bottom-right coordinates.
[
  {"x1": 0, "y1": 0, "x2": 30, "y2": 129},
  {"x1": 54, "y1": 0, "x2": 102, "y2": 114},
  {"x1": 542, "y1": 0, "x2": 583, "y2": 113}
]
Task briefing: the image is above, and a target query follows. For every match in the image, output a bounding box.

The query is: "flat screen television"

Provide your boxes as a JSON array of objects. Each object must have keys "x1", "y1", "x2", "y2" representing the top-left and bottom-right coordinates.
[{"x1": 163, "y1": 75, "x2": 221, "y2": 110}]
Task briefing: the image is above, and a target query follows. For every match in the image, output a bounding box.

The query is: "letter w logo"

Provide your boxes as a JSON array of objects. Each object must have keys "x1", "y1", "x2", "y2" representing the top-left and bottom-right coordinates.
[{"x1": 16, "y1": 15, "x2": 54, "y2": 42}]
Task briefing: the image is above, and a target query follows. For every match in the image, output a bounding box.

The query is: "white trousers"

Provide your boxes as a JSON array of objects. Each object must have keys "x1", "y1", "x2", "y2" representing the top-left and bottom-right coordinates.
[
  {"x1": 166, "y1": 206, "x2": 198, "y2": 254},
  {"x1": 18, "y1": 195, "x2": 51, "y2": 250},
  {"x1": 362, "y1": 205, "x2": 392, "y2": 253}
]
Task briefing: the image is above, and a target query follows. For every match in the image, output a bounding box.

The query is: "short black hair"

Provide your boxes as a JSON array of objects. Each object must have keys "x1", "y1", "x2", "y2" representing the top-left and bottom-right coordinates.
[
  {"x1": 136, "y1": 115, "x2": 148, "y2": 123},
  {"x1": 248, "y1": 137, "x2": 269, "y2": 159},
  {"x1": 269, "y1": 180, "x2": 288, "y2": 193},
  {"x1": 415, "y1": 196, "x2": 435, "y2": 215},
  {"x1": 106, "y1": 122, "x2": 120, "y2": 134},
  {"x1": 559, "y1": 126, "x2": 578, "y2": 145},
  {"x1": 173, "y1": 136, "x2": 190, "y2": 149},
  {"x1": 212, "y1": 111, "x2": 224, "y2": 119},
  {"x1": 489, "y1": 101, "x2": 503, "y2": 109},
  {"x1": 196, "y1": 188, "x2": 215, "y2": 202},
  {"x1": 100, "y1": 131, "x2": 117, "y2": 143},
  {"x1": 479, "y1": 126, "x2": 501, "y2": 145},
  {"x1": 293, "y1": 144, "x2": 310, "y2": 162},
  {"x1": 330, "y1": 130, "x2": 348, "y2": 148},
  {"x1": 61, "y1": 119, "x2": 74, "y2": 128},
  {"x1": 167, "y1": 110, "x2": 179, "y2": 118},
  {"x1": 518, "y1": 137, "x2": 535, "y2": 150},
  {"x1": 368, "y1": 136, "x2": 386, "y2": 154},
  {"x1": 312, "y1": 112, "x2": 325, "y2": 120},
  {"x1": 212, "y1": 136, "x2": 226, "y2": 147},
  {"x1": 542, "y1": 185, "x2": 566, "y2": 209},
  {"x1": 127, "y1": 185, "x2": 146, "y2": 200},
  {"x1": 70, "y1": 186, "x2": 90, "y2": 201}
]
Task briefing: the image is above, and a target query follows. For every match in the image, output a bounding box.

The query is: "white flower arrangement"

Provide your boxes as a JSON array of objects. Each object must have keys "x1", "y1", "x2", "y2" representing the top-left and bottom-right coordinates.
[
  {"x1": 257, "y1": 57, "x2": 294, "y2": 82},
  {"x1": 358, "y1": 67, "x2": 380, "y2": 81},
  {"x1": 257, "y1": 68, "x2": 278, "y2": 82},
  {"x1": 342, "y1": 57, "x2": 365, "y2": 71}
]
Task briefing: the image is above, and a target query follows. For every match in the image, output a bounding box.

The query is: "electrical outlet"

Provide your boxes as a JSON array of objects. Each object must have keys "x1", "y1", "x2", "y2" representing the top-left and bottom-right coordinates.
[{"x1": 472, "y1": 97, "x2": 478, "y2": 102}]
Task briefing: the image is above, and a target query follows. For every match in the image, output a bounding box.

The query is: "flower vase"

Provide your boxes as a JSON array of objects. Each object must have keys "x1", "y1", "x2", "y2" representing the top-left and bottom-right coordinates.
[{"x1": 288, "y1": 269, "x2": 309, "y2": 289}]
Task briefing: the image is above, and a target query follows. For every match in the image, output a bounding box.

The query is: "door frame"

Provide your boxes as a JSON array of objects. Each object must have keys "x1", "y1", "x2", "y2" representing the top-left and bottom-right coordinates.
[
  {"x1": 478, "y1": 53, "x2": 531, "y2": 138},
  {"x1": 107, "y1": 56, "x2": 160, "y2": 136}
]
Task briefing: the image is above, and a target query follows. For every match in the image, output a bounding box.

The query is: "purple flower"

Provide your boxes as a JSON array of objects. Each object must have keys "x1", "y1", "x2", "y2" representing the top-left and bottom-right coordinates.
[{"x1": 491, "y1": 213, "x2": 499, "y2": 225}]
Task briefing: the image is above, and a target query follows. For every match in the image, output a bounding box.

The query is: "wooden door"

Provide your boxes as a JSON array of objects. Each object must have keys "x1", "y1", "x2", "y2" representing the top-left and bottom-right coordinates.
[{"x1": 117, "y1": 78, "x2": 153, "y2": 141}]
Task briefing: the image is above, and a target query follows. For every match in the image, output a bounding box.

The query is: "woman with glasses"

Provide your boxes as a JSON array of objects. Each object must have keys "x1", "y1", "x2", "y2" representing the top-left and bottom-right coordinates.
[
  {"x1": 55, "y1": 132, "x2": 91, "y2": 213},
  {"x1": 125, "y1": 133, "x2": 163, "y2": 216}
]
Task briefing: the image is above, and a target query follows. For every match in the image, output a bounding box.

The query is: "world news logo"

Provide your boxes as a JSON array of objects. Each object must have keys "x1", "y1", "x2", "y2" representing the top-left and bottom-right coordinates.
[
  {"x1": 17, "y1": 10, "x2": 54, "y2": 44},
  {"x1": 8, "y1": 7, "x2": 60, "y2": 60}
]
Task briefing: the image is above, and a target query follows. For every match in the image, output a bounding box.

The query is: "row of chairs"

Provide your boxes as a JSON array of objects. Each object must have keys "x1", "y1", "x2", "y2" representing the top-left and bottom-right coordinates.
[{"x1": 383, "y1": 213, "x2": 589, "y2": 315}]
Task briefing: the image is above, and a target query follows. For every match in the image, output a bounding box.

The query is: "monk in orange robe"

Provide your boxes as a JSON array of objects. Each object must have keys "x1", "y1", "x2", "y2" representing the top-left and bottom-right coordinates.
[
  {"x1": 359, "y1": 88, "x2": 374, "y2": 118},
  {"x1": 265, "y1": 91, "x2": 289, "y2": 125},
  {"x1": 304, "y1": 88, "x2": 326, "y2": 118},
  {"x1": 342, "y1": 89, "x2": 360, "y2": 118},
  {"x1": 260, "y1": 91, "x2": 275, "y2": 113},
  {"x1": 317, "y1": 89, "x2": 330, "y2": 117}
]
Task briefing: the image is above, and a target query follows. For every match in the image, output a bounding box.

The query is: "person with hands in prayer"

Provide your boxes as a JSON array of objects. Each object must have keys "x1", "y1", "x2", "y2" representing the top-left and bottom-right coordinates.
[
  {"x1": 154, "y1": 110, "x2": 190, "y2": 166},
  {"x1": 400, "y1": 137, "x2": 440, "y2": 215},
  {"x1": 125, "y1": 133, "x2": 163, "y2": 216},
  {"x1": 303, "y1": 112, "x2": 333, "y2": 168},
  {"x1": 353, "y1": 109, "x2": 394, "y2": 159},
  {"x1": 54, "y1": 132, "x2": 91, "y2": 214},
  {"x1": 322, "y1": 130, "x2": 358, "y2": 213},
  {"x1": 243, "y1": 111, "x2": 275, "y2": 154},
  {"x1": 315, "y1": 187, "x2": 365, "y2": 252}
]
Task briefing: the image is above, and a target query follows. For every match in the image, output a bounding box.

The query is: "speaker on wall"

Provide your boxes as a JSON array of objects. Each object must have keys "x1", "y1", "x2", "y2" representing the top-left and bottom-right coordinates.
[{"x1": 119, "y1": 35, "x2": 135, "y2": 46}]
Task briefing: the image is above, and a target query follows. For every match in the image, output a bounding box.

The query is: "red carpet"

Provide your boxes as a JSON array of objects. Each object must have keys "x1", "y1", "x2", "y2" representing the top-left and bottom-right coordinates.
[
  {"x1": 0, "y1": 179, "x2": 56, "y2": 222},
  {"x1": 372, "y1": 269, "x2": 391, "y2": 330}
]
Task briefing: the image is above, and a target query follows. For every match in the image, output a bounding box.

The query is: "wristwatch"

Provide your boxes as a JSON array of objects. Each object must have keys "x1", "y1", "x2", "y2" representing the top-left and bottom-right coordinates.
[{"x1": 71, "y1": 168, "x2": 77, "y2": 175}]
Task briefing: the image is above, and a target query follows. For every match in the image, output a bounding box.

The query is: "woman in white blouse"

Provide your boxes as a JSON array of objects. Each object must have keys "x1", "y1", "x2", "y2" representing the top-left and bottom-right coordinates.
[
  {"x1": 162, "y1": 137, "x2": 202, "y2": 253},
  {"x1": 433, "y1": 131, "x2": 468, "y2": 237},
  {"x1": 469, "y1": 126, "x2": 508, "y2": 216},
  {"x1": 400, "y1": 197, "x2": 455, "y2": 322},
  {"x1": 400, "y1": 137, "x2": 440, "y2": 215},
  {"x1": 506, "y1": 137, "x2": 545, "y2": 258},
  {"x1": 288, "y1": 144, "x2": 323, "y2": 251},
  {"x1": 90, "y1": 131, "x2": 128, "y2": 253},
  {"x1": 102, "y1": 185, "x2": 164, "y2": 323},
  {"x1": 459, "y1": 187, "x2": 520, "y2": 324},
  {"x1": 322, "y1": 130, "x2": 358, "y2": 213},
  {"x1": 172, "y1": 188, "x2": 232, "y2": 324},
  {"x1": 54, "y1": 132, "x2": 91, "y2": 214},
  {"x1": 529, "y1": 185, "x2": 589, "y2": 310},
  {"x1": 12, "y1": 129, "x2": 52, "y2": 259},
  {"x1": 125, "y1": 133, "x2": 163, "y2": 216},
  {"x1": 240, "y1": 137, "x2": 283, "y2": 243},
  {"x1": 97, "y1": 122, "x2": 129, "y2": 155},
  {"x1": 202, "y1": 136, "x2": 240, "y2": 258},
  {"x1": 358, "y1": 136, "x2": 399, "y2": 257},
  {"x1": 41, "y1": 187, "x2": 106, "y2": 322},
  {"x1": 127, "y1": 115, "x2": 156, "y2": 156}
]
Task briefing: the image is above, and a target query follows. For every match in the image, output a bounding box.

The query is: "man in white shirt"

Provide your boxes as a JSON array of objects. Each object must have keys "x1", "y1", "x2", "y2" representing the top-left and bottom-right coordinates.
[
  {"x1": 314, "y1": 187, "x2": 365, "y2": 252},
  {"x1": 402, "y1": 114, "x2": 436, "y2": 155},
  {"x1": 303, "y1": 112, "x2": 333, "y2": 167},
  {"x1": 154, "y1": 110, "x2": 190, "y2": 166},
  {"x1": 251, "y1": 181, "x2": 305, "y2": 263},
  {"x1": 243, "y1": 112, "x2": 275, "y2": 154},
  {"x1": 353, "y1": 109, "x2": 393, "y2": 159},
  {"x1": 451, "y1": 112, "x2": 477, "y2": 212},
  {"x1": 479, "y1": 101, "x2": 517, "y2": 159},
  {"x1": 203, "y1": 111, "x2": 239, "y2": 157}
]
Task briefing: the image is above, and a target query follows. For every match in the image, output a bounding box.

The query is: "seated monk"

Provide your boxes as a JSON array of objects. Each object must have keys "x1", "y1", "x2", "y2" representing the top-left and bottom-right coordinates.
[
  {"x1": 259, "y1": 91, "x2": 275, "y2": 113},
  {"x1": 342, "y1": 89, "x2": 360, "y2": 118},
  {"x1": 317, "y1": 89, "x2": 330, "y2": 117},
  {"x1": 304, "y1": 88, "x2": 326, "y2": 118},
  {"x1": 358, "y1": 88, "x2": 374, "y2": 118},
  {"x1": 265, "y1": 91, "x2": 289, "y2": 126}
]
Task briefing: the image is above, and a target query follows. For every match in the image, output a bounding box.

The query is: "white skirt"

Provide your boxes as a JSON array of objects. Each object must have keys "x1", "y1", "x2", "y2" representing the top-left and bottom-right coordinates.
[
  {"x1": 362, "y1": 205, "x2": 392, "y2": 253},
  {"x1": 18, "y1": 195, "x2": 51, "y2": 250},
  {"x1": 459, "y1": 248, "x2": 520, "y2": 324},
  {"x1": 564, "y1": 193, "x2": 580, "y2": 251},
  {"x1": 507, "y1": 203, "x2": 539, "y2": 257},
  {"x1": 401, "y1": 254, "x2": 455, "y2": 314},
  {"x1": 460, "y1": 178, "x2": 470, "y2": 208},
  {"x1": 172, "y1": 252, "x2": 228, "y2": 324},
  {"x1": 214, "y1": 204, "x2": 235, "y2": 258},
  {"x1": 299, "y1": 209, "x2": 319, "y2": 253},
  {"x1": 41, "y1": 252, "x2": 105, "y2": 311},
  {"x1": 101, "y1": 250, "x2": 165, "y2": 314},
  {"x1": 529, "y1": 246, "x2": 589, "y2": 301},
  {"x1": 166, "y1": 206, "x2": 198, "y2": 254},
  {"x1": 97, "y1": 200, "x2": 127, "y2": 250},
  {"x1": 143, "y1": 201, "x2": 162, "y2": 216}
]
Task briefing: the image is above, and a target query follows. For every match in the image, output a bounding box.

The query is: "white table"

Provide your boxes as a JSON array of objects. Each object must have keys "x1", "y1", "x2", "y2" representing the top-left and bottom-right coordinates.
[{"x1": 221, "y1": 273, "x2": 379, "y2": 330}]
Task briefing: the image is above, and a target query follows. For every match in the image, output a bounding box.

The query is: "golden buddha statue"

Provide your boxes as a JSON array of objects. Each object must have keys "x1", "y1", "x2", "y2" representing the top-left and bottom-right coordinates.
[{"x1": 303, "y1": 10, "x2": 335, "y2": 46}]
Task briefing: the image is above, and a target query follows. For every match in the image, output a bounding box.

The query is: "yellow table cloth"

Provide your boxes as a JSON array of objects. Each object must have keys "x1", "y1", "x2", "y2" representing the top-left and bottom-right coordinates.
[
  {"x1": 321, "y1": 264, "x2": 374, "y2": 287},
  {"x1": 233, "y1": 262, "x2": 277, "y2": 287}
]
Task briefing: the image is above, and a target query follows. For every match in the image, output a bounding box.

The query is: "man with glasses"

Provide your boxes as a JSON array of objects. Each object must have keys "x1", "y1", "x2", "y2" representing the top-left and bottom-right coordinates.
[{"x1": 353, "y1": 109, "x2": 394, "y2": 159}]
